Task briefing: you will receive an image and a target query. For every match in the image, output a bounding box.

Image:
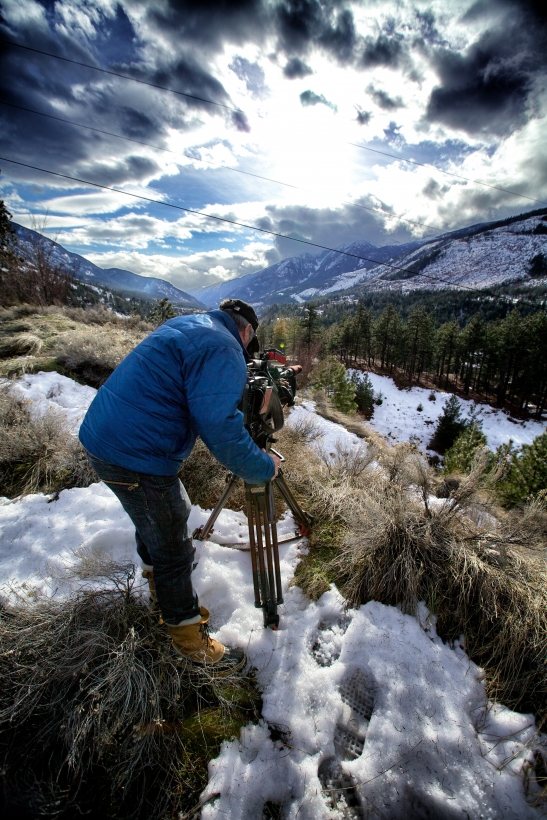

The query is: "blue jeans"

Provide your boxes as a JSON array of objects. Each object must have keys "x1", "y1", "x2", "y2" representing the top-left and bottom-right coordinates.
[{"x1": 85, "y1": 450, "x2": 200, "y2": 625}]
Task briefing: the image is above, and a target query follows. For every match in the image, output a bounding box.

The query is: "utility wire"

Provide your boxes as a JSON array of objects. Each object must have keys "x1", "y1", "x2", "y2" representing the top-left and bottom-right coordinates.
[
  {"x1": 0, "y1": 38, "x2": 243, "y2": 114},
  {"x1": 0, "y1": 99, "x2": 441, "y2": 235},
  {"x1": 3, "y1": 37, "x2": 546, "y2": 209},
  {"x1": 348, "y1": 142, "x2": 547, "y2": 208},
  {"x1": 1, "y1": 155, "x2": 544, "y2": 310}
]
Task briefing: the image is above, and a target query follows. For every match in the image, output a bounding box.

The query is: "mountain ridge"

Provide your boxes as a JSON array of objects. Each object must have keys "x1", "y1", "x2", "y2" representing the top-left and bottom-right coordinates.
[
  {"x1": 13, "y1": 224, "x2": 206, "y2": 310},
  {"x1": 191, "y1": 207, "x2": 547, "y2": 308}
]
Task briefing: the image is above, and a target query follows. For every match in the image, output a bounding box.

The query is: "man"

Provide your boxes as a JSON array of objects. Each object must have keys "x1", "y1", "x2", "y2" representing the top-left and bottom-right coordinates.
[{"x1": 79, "y1": 299, "x2": 280, "y2": 675}]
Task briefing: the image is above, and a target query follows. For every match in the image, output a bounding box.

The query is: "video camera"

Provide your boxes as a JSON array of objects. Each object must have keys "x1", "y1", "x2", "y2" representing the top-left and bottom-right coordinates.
[{"x1": 240, "y1": 349, "x2": 297, "y2": 449}]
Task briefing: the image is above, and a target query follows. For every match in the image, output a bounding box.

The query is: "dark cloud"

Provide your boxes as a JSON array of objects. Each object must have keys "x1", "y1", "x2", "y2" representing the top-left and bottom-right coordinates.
[
  {"x1": 383, "y1": 121, "x2": 402, "y2": 140},
  {"x1": 426, "y1": 9, "x2": 547, "y2": 136},
  {"x1": 300, "y1": 90, "x2": 337, "y2": 111},
  {"x1": 283, "y1": 56, "x2": 313, "y2": 78},
  {"x1": 118, "y1": 107, "x2": 159, "y2": 141},
  {"x1": 263, "y1": 200, "x2": 413, "y2": 258},
  {"x1": 84, "y1": 155, "x2": 162, "y2": 188},
  {"x1": 367, "y1": 86, "x2": 404, "y2": 111},
  {"x1": 145, "y1": 0, "x2": 267, "y2": 51},
  {"x1": 0, "y1": 3, "x2": 232, "y2": 185},
  {"x1": 362, "y1": 34, "x2": 404, "y2": 68},
  {"x1": 317, "y1": 8, "x2": 357, "y2": 64},
  {"x1": 231, "y1": 111, "x2": 251, "y2": 132},
  {"x1": 134, "y1": 55, "x2": 232, "y2": 111},
  {"x1": 355, "y1": 108, "x2": 371, "y2": 125},
  {"x1": 275, "y1": 1, "x2": 359, "y2": 64},
  {"x1": 275, "y1": 0, "x2": 326, "y2": 55},
  {"x1": 414, "y1": 9, "x2": 444, "y2": 45}
]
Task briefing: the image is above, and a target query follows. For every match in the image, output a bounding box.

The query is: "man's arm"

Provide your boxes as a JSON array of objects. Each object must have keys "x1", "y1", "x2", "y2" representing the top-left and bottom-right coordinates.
[{"x1": 184, "y1": 345, "x2": 276, "y2": 484}]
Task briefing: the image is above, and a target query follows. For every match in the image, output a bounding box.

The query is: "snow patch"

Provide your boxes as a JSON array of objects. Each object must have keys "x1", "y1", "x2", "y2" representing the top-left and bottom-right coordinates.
[
  {"x1": 8, "y1": 371, "x2": 96, "y2": 434},
  {"x1": 349, "y1": 371, "x2": 545, "y2": 452}
]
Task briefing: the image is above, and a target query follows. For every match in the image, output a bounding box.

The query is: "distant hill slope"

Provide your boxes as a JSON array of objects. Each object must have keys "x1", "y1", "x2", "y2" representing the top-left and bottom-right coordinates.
[
  {"x1": 192, "y1": 208, "x2": 547, "y2": 308},
  {"x1": 13, "y1": 224, "x2": 206, "y2": 309}
]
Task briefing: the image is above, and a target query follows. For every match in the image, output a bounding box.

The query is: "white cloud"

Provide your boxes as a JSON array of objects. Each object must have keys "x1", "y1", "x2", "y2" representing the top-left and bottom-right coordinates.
[{"x1": 86, "y1": 240, "x2": 273, "y2": 291}]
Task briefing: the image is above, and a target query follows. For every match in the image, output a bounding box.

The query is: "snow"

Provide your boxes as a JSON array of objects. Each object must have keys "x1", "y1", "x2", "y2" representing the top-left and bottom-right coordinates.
[
  {"x1": 1, "y1": 483, "x2": 542, "y2": 818},
  {"x1": 8, "y1": 371, "x2": 97, "y2": 433},
  {"x1": 287, "y1": 399, "x2": 364, "y2": 457},
  {"x1": 1, "y1": 370, "x2": 545, "y2": 817},
  {"x1": 351, "y1": 371, "x2": 545, "y2": 453}
]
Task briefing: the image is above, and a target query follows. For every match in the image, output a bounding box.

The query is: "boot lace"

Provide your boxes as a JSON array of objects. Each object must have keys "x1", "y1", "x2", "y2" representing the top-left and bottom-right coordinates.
[{"x1": 199, "y1": 621, "x2": 213, "y2": 647}]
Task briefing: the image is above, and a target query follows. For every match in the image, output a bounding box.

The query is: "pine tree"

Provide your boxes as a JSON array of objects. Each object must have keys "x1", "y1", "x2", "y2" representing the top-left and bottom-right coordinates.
[
  {"x1": 374, "y1": 304, "x2": 402, "y2": 370},
  {"x1": 405, "y1": 306, "x2": 435, "y2": 382},
  {"x1": 443, "y1": 424, "x2": 487, "y2": 473},
  {"x1": 434, "y1": 320, "x2": 460, "y2": 389},
  {"x1": 149, "y1": 298, "x2": 177, "y2": 326},
  {"x1": 460, "y1": 313, "x2": 485, "y2": 395},
  {"x1": 351, "y1": 371, "x2": 375, "y2": 417},
  {"x1": 354, "y1": 302, "x2": 373, "y2": 364},
  {"x1": 529, "y1": 253, "x2": 547, "y2": 278},
  {"x1": 310, "y1": 357, "x2": 356, "y2": 413},
  {"x1": 300, "y1": 304, "x2": 321, "y2": 352},
  {"x1": 497, "y1": 432, "x2": 547, "y2": 506},
  {"x1": 429, "y1": 394, "x2": 468, "y2": 454},
  {"x1": 0, "y1": 200, "x2": 21, "y2": 306}
]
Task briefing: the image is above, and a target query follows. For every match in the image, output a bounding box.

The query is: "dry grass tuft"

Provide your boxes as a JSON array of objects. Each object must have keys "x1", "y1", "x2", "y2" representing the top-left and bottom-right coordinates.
[
  {"x1": 0, "y1": 306, "x2": 152, "y2": 385},
  {"x1": 52, "y1": 326, "x2": 150, "y2": 388},
  {"x1": 0, "y1": 562, "x2": 259, "y2": 819},
  {"x1": 0, "y1": 387, "x2": 96, "y2": 497},
  {"x1": 0, "y1": 332, "x2": 43, "y2": 358}
]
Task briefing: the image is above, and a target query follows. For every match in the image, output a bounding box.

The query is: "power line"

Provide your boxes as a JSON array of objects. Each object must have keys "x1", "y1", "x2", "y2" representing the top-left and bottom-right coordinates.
[
  {"x1": 349, "y1": 142, "x2": 547, "y2": 208},
  {"x1": 0, "y1": 38, "x2": 243, "y2": 115},
  {"x1": 0, "y1": 99, "x2": 441, "y2": 235},
  {"x1": 3, "y1": 37, "x2": 546, "y2": 210},
  {"x1": 1, "y1": 155, "x2": 544, "y2": 311}
]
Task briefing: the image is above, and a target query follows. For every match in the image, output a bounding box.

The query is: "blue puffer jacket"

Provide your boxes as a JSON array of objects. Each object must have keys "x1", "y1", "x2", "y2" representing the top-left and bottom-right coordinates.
[{"x1": 79, "y1": 310, "x2": 274, "y2": 483}]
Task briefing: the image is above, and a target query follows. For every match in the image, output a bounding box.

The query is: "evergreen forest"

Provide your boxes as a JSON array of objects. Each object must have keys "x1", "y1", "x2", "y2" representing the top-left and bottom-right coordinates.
[{"x1": 261, "y1": 299, "x2": 547, "y2": 418}]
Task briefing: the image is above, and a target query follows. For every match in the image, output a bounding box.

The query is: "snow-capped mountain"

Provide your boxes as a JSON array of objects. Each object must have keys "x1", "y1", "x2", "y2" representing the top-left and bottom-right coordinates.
[
  {"x1": 193, "y1": 239, "x2": 422, "y2": 309},
  {"x1": 192, "y1": 209, "x2": 547, "y2": 308},
  {"x1": 13, "y1": 224, "x2": 206, "y2": 309},
  {"x1": 356, "y1": 212, "x2": 547, "y2": 296}
]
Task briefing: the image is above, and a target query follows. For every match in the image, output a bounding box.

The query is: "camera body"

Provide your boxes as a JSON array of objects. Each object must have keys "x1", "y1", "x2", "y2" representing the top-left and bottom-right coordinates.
[{"x1": 240, "y1": 349, "x2": 297, "y2": 449}]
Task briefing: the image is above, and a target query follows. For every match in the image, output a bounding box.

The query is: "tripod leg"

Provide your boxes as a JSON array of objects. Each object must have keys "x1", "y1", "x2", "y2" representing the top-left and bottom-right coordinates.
[
  {"x1": 266, "y1": 483, "x2": 284, "y2": 605},
  {"x1": 246, "y1": 486, "x2": 262, "y2": 609},
  {"x1": 192, "y1": 473, "x2": 239, "y2": 540},
  {"x1": 247, "y1": 485, "x2": 280, "y2": 629},
  {"x1": 259, "y1": 492, "x2": 277, "y2": 606},
  {"x1": 250, "y1": 487, "x2": 270, "y2": 624},
  {"x1": 273, "y1": 471, "x2": 313, "y2": 536}
]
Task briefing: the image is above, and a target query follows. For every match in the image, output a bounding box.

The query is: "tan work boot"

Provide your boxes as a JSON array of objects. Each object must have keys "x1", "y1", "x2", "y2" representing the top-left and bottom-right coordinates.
[
  {"x1": 142, "y1": 566, "x2": 157, "y2": 606},
  {"x1": 166, "y1": 607, "x2": 246, "y2": 676}
]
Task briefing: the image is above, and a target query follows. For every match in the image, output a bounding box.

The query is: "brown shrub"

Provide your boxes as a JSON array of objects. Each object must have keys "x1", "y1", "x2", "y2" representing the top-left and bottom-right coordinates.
[
  {"x1": 0, "y1": 388, "x2": 96, "y2": 497},
  {"x1": 0, "y1": 562, "x2": 259, "y2": 819},
  {"x1": 52, "y1": 327, "x2": 148, "y2": 387}
]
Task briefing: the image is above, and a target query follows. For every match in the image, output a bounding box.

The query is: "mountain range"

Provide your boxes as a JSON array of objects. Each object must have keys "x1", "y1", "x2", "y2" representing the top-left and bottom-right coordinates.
[
  {"x1": 191, "y1": 208, "x2": 547, "y2": 309},
  {"x1": 13, "y1": 224, "x2": 205, "y2": 309},
  {"x1": 12, "y1": 208, "x2": 547, "y2": 315}
]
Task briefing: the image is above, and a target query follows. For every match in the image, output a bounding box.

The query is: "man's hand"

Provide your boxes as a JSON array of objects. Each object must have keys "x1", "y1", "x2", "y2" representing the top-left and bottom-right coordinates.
[
  {"x1": 263, "y1": 449, "x2": 281, "y2": 479},
  {"x1": 289, "y1": 364, "x2": 303, "y2": 375}
]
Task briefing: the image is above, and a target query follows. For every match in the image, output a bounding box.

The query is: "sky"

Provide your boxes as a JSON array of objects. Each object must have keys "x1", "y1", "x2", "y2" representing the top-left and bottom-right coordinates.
[{"x1": 1, "y1": 0, "x2": 547, "y2": 294}]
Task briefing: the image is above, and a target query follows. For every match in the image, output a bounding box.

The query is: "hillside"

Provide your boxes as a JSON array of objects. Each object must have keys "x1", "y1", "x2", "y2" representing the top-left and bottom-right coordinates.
[
  {"x1": 192, "y1": 208, "x2": 547, "y2": 309},
  {"x1": 13, "y1": 224, "x2": 206, "y2": 309},
  {"x1": 1, "y1": 362, "x2": 546, "y2": 818}
]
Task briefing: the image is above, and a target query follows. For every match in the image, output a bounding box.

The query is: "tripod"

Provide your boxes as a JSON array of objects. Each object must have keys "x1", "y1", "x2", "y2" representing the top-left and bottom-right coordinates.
[{"x1": 192, "y1": 455, "x2": 312, "y2": 629}]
